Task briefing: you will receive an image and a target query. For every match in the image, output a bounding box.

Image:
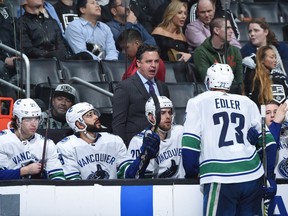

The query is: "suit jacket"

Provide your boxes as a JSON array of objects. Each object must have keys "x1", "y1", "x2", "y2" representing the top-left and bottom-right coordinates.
[{"x1": 112, "y1": 73, "x2": 170, "y2": 146}]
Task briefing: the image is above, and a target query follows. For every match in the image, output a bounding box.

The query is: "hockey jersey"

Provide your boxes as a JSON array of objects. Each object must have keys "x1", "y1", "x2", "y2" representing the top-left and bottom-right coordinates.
[
  {"x1": 57, "y1": 132, "x2": 131, "y2": 180},
  {"x1": 182, "y1": 91, "x2": 276, "y2": 185},
  {"x1": 128, "y1": 125, "x2": 185, "y2": 178}
]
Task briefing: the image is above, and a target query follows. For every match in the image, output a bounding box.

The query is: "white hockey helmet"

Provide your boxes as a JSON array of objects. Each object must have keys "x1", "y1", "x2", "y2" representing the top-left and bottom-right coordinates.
[
  {"x1": 205, "y1": 63, "x2": 234, "y2": 91},
  {"x1": 145, "y1": 96, "x2": 174, "y2": 125},
  {"x1": 13, "y1": 98, "x2": 42, "y2": 123},
  {"x1": 66, "y1": 102, "x2": 99, "y2": 132}
]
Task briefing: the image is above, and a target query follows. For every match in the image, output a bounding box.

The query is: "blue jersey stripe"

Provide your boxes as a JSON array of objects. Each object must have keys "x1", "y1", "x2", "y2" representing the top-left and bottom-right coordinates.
[{"x1": 121, "y1": 185, "x2": 153, "y2": 216}]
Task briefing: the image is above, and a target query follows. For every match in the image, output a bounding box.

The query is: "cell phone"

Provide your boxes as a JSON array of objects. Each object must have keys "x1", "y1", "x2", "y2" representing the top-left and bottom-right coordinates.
[{"x1": 176, "y1": 53, "x2": 182, "y2": 60}]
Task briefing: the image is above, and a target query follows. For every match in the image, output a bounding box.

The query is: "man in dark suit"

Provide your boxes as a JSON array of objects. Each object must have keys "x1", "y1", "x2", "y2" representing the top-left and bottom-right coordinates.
[{"x1": 112, "y1": 44, "x2": 170, "y2": 146}]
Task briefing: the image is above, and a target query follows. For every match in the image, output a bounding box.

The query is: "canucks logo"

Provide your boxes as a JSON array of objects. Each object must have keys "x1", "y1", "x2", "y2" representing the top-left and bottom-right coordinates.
[
  {"x1": 87, "y1": 164, "x2": 109, "y2": 179},
  {"x1": 278, "y1": 157, "x2": 288, "y2": 178}
]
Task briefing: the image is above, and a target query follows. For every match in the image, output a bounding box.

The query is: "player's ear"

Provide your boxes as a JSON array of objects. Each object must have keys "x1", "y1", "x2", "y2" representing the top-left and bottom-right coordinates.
[
  {"x1": 75, "y1": 121, "x2": 85, "y2": 129},
  {"x1": 148, "y1": 113, "x2": 155, "y2": 124}
]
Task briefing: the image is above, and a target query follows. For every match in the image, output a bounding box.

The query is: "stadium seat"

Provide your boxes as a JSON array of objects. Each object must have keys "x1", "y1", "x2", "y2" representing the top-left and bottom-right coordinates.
[
  {"x1": 15, "y1": 58, "x2": 62, "y2": 86},
  {"x1": 268, "y1": 23, "x2": 286, "y2": 42},
  {"x1": 237, "y1": 22, "x2": 249, "y2": 42},
  {"x1": 71, "y1": 82, "x2": 113, "y2": 130},
  {"x1": 164, "y1": 62, "x2": 199, "y2": 83},
  {"x1": 60, "y1": 60, "x2": 103, "y2": 83},
  {"x1": 279, "y1": 3, "x2": 288, "y2": 23},
  {"x1": 167, "y1": 83, "x2": 206, "y2": 125},
  {"x1": 101, "y1": 60, "x2": 127, "y2": 82},
  {"x1": 240, "y1": 2, "x2": 279, "y2": 23}
]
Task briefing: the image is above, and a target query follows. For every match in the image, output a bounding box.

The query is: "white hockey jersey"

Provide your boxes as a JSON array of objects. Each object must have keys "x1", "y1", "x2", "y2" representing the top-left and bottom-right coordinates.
[
  {"x1": 0, "y1": 129, "x2": 65, "y2": 180},
  {"x1": 182, "y1": 91, "x2": 276, "y2": 185},
  {"x1": 128, "y1": 125, "x2": 185, "y2": 178},
  {"x1": 56, "y1": 132, "x2": 131, "y2": 180}
]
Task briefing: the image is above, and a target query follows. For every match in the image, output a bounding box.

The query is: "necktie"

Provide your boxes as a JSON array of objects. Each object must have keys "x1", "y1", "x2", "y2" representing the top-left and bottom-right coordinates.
[{"x1": 147, "y1": 80, "x2": 155, "y2": 95}]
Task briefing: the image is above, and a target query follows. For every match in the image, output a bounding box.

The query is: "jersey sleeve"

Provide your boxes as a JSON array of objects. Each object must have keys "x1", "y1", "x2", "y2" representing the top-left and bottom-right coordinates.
[
  {"x1": 182, "y1": 98, "x2": 201, "y2": 178},
  {"x1": 56, "y1": 140, "x2": 81, "y2": 180},
  {"x1": 45, "y1": 140, "x2": 65, "y2": 180}
]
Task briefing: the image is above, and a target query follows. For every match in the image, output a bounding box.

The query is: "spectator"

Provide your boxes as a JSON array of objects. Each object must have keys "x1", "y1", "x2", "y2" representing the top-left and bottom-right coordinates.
[
  {"x1": 128, "y1": 96, "x2": 185, "y2": 178},
  {"x1": 193, "y1": 17, "x2": 243, "y2": 94},
  {"x1": 106, "y1": 0, "x2": 156, "y2": 48},
  {"x1": 241, "y1": 19, "x2": 288, "y2": 75},
  {"x1": 18, "y1": 0, "x2": 65, "y2": 35},
  {"x1": 117, "y1": 29, "x2": 165, "y2": 81},
  {"x1": 264, "y1": 101, "x2": 288, "y2": 180},
  {"x1": 39, "y1": 84, "x2": 76, "y2": 129},
  {"x1": 65, "y1": 0, "x2": 118, "y2": 61},
  {"x1": 57, "y1": 102, "x2": 146, "y2": 179},
  {"x1": 182, "y1": 63, "x2": 277, "y2": 215},
  {"x1": 112, "y1": 44, "x2": 170, "y2": 146},
  {"x1": 53, "y1": 0, "x2": 79, "y2": 31},
  {"x1": 0, "y1": 0, "x2": 18, "y2": 100},
  {"x1": 0, "y1": 98, "x2": 65, "y2": 180},
  {"x1": 185, "y1": 0, "x2": 240, "y2": 51},
  {"x1": 151, "y1": 1, "x2": 192, "y2": 62},
  {"x1": 243, "y1": 46, "x2": 288, "y2": 109},
  {"x1": 17, "y1": 0, "x2": 70, "y2": 60}
]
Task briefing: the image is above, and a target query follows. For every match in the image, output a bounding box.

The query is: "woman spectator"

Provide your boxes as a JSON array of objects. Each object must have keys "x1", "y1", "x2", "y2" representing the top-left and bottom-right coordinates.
[
  {"x1": 151, "y1": 1, "x2": 192, "y2": 62},
  {"x1": 241, "y1": 19, "x2": 288, "y2": 75},
  {"x1": 243, "y1": 46, "x2": 288, "y2": 108}
]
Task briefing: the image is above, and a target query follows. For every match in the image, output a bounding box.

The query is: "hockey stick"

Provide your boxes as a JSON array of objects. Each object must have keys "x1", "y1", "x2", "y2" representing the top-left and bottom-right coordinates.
[
  {"x1": 261, "y1": 105, "x2": 269, "y2": 216},
  {"x1": 137, "y1": 92, "x2": 161, "y2": 178},
  {"x1": 39, "y1": 77, "x2": 52, "y2": 178}
]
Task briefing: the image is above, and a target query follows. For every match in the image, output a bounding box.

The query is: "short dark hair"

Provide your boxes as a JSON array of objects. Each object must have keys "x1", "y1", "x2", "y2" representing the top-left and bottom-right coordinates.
[
  {"x1": 117, "y1": 29, "x2": 143, "y2": 46},
  {"x1": 108, "y1": 0, "x2": 117, "y2": 10},
  {"x1": 76, "y1": 0, "x2": 88, "y2": 17},
  {"x1": 135, "y1": 44, "x2": 160, "y2": 61},
  {"x1": 209, "y1": 17, "x2": 225, "y2": 36}
]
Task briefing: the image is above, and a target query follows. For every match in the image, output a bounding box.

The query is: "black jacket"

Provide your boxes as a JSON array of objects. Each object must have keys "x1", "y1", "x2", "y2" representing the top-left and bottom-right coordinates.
[{"x1": 17, "y1": 11, "x2": 69, "y2": 60}]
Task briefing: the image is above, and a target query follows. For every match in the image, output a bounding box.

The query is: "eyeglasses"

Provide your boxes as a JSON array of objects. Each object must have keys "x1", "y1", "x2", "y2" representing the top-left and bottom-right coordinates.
[{"x1": 83, "y1": 110, "x2": 100, "y2": 118}]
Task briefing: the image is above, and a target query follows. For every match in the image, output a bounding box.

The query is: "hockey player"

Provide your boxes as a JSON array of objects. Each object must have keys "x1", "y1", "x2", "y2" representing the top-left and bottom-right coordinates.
[
  {"x1": 127, "y1": 96, "x2": 185, "y2": 178},
  {"x1": 0, "y1": 98, "x2": 65, "y2": 180},
  {"x1": 57, "y1": 102, "x2": 156, "y2": 180},
  {"x1": 182, "y1": 63, "x2": 277, "y2": 215}
]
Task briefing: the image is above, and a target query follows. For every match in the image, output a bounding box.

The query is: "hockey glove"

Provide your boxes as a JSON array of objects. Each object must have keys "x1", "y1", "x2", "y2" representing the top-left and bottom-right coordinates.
[
  {"x1": 140, "y1": 130, "x2": 160, "y2": 159},
  {"x1": 242, "y1": 53, "x2": 256, "y2": 69},
  {"x1": 247, "y1": 126, "x2": 259, "y2": 146},
  {"x1": 263, "y1": 174, "x2": 277, "y2": 201}
]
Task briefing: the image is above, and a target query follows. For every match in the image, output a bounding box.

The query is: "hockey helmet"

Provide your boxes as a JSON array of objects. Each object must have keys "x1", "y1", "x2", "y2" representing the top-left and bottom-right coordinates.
[
  {"x1": 13, "y1": 98, "x2": 42, "y2": 123},
  {"x1": 66, "y1": 102, "x2": 100, "y2": 132},
  {"x1": 205, "y1": 63, "x2": 234, "y2": 91},
  {"x1": 145, "y1": 96, "x2": 174, "y2": 124}
]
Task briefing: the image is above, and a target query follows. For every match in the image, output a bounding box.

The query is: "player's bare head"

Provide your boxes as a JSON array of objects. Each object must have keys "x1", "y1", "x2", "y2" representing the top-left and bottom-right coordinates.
[
  {"x1": 145, "y1": 96, "x2": 174, "y2": 131},
  {"x1": 205, "y1": 63, "x2": 234, "y2": 91},
  {"x1": 66, "y1": 102, "x2": 101, "y2": 133}
]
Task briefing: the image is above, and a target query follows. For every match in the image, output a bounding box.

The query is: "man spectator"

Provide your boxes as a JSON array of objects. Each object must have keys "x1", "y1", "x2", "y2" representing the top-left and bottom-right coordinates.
[
  {"x1": 39, "y1": 84, "x2": 76, "y2": 129},
  {"x1": 0, "y1": 98, "x2": 65, "y2": 180},
  {"x1": 17, "y1": 0, "x2": 70, "y2": 60},
  {"x1": 57, "y1": 102, "x2": 155, "y2": 179},
  {"x1": 112, "y1": 44, "x2": 170, "y2": 146},
  {"x1": 106, "y1": 0, "x2": 156, "y2": 49},
  {"x1": 193, "y1": 17, "x2": 243, "y2": 94},
  {"x1": 117, "y1": 29, "x2": 165, "y2": 81},
  {"x1": 185, "y1": 0, "x2": 240, "y2": 51},
  {"x1": 53, "y1": 0, "x2": 79, "y2": 31},
  {"x1": 65, "y1": 0, "x2": 118, "y2": 60}
]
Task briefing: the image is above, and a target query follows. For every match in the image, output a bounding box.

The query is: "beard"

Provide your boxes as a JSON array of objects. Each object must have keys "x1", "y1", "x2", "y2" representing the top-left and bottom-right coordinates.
[{"x1": 86, "y1": 121, "x2": 101, "y2": 132}]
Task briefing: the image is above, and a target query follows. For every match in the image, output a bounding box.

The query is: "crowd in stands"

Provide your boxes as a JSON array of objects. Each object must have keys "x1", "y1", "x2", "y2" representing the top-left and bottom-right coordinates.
[{"x1": 1, "y1": 0, "x2": 288, "y2": 213}]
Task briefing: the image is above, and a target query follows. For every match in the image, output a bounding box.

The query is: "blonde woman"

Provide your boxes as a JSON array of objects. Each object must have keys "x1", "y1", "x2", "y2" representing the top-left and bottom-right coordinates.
[
  {"x1": 152, "y1": 1, "x2": 192, "y2": 62},
  {"x1": 244, "y1": 46, "x2": 288, "y2": 108}
]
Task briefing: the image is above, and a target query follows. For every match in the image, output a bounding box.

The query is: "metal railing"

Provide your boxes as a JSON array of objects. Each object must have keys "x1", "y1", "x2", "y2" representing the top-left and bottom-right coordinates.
[{"x1": 0, "y1": 42, "x2": 30, "y2": 97}]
